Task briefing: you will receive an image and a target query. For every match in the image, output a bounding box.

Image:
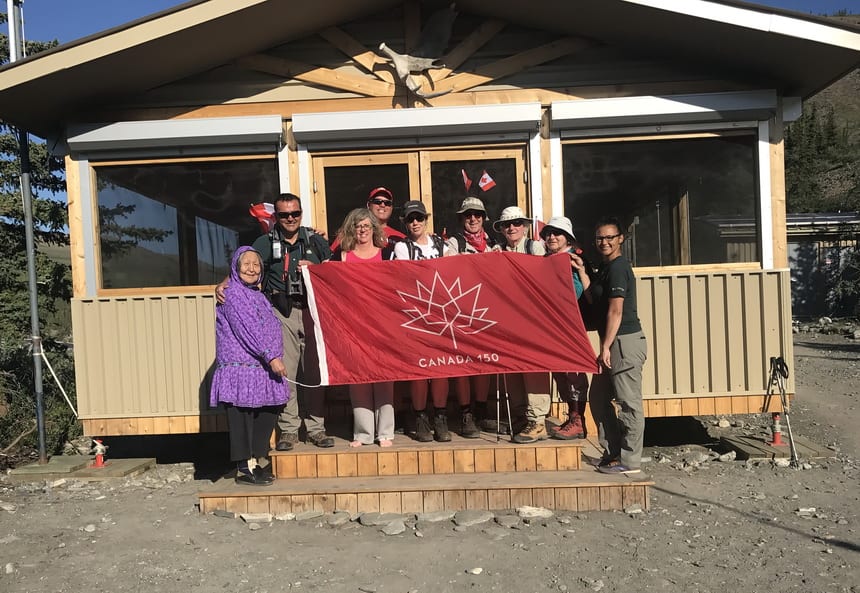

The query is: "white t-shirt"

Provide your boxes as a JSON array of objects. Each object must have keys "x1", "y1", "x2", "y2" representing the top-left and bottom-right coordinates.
[{"x1": 393, "y1": 235, "x2": 449, "y2": 260}]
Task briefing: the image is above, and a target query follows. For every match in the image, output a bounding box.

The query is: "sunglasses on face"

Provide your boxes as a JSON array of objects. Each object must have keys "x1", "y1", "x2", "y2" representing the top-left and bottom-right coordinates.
[
  {"x1": 595, "y1": 234, "x2": 621, "y2": 243},
  {"x1": 462, "y1": 211, "x2": 485, "y2": 219},
  {"x1": 276, "y1": 210, "x2": 302, "y2": 220},
  {"x1": 405, "y1": 214, "x2": 427, "y2": 223},
  {"x1": 369, "y1": 199, "x2": 393, "y2": 207},
  {"x1": 501, "y1": 221, "x2": 525, "y2": 229},
  {"x1": 355, "y1": 223, "x2": 373, "y2": 231}
]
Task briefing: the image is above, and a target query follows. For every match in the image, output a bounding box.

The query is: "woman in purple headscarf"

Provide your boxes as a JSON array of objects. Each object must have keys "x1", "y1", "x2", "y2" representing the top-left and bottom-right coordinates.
[{"x1": 211, "y1": 246, "x2": 289, "y2": 486}]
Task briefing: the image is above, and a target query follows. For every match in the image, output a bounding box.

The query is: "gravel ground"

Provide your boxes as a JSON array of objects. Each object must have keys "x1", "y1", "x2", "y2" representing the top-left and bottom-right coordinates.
[{"x1": 0, "y1": 333, "x2": 857, "y2": 593}]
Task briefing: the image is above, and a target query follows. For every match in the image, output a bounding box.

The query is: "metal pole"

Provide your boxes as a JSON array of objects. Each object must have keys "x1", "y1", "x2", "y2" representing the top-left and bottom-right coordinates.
[{"x1": 8, "y1": 0, "x2": 48, "y2": 463}]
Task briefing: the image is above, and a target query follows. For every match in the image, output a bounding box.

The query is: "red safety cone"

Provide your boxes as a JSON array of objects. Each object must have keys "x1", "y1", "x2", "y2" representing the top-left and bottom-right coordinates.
[{"x1": 769, "y1": 413, "x2": 786, "y2": 446}]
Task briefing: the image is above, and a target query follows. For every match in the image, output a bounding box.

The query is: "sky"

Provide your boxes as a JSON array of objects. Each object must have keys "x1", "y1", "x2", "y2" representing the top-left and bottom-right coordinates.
[{"x1": 15, "y1": 0, "x2": 860, "y2": 45}]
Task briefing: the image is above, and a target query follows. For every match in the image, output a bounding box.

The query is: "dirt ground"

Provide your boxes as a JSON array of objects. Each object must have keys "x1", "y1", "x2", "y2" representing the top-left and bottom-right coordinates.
[{"x1": 0, "y1": 333, "x2": 857, "y2": 593}]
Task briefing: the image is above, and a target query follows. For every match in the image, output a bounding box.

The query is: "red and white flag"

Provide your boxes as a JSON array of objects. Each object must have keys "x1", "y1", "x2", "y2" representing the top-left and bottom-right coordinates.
[
  {"x1": 249, "y1": 202, "x2": 275, "y2": 233},
  {"x1": 303, "y1": 252, "x2": 598, "y2": 385},
  {"x1": 478, "y1": 170, "x2": 496, "y2": 191},
  {"x1": 461, "y1": 169, "x2": 472, "y2": 192}
]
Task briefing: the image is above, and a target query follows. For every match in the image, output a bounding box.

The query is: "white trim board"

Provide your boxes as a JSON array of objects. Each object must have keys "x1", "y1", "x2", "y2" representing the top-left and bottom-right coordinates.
[
  {"x1": 292, "y1": 103, "x2": 542, "y2": 144},
  {"x1": 551, "y1": 91, "x2": 778, "y2": 130}
]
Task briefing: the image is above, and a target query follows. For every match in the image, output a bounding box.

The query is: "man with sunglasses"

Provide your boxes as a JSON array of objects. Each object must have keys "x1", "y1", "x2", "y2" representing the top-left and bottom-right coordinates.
[
  {"x1": 249, "y1": 193, "x2": 334, "y2": 450},
  {"x1": 586, "y1": 216, "x2": 647, "y2": 475},
  {"x1": 330, "y1": 187, "x2": 405, "y2": 250},
  {"x1": 366, "y1": 187, "x2": 406, "y2": 245}
]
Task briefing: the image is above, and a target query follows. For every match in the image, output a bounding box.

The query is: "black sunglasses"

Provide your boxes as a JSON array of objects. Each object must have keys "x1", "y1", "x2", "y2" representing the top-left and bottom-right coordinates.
[
  {"x1": 369, "y1": 199, "x2": 393, "y2": 207},
  {"x1": 405, "y1": 214, "x2": 427, "y2": 223},
  {"x1": 462, "y1": 210, "x2": 485, "y2": 219},
  {"x1": 501, "y1": 220, "x2": 525, "y2": 229},
  {"x1": 276, "y1": 210, "x2": 302, "y2": 219}
]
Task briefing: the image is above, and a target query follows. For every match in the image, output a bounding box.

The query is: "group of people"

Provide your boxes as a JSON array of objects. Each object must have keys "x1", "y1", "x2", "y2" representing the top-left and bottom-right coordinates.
[{"x1": 210, "y1": 187, "x2": 647, "y2": 486}]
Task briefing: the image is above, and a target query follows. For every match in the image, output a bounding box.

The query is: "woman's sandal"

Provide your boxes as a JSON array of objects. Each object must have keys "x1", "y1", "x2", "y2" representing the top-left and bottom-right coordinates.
[
  {"x1": 378, "y1": 439, "x2": 393, "y2": 448},
  {"x1": 349, "y1": 440, "x2": 363, "y2": 448}
]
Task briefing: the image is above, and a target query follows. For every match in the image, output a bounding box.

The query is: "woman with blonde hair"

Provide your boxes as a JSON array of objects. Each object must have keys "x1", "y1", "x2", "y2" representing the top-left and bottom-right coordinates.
[{"x1": 330, "y1": 208, "x2": 396, "y2": 446}]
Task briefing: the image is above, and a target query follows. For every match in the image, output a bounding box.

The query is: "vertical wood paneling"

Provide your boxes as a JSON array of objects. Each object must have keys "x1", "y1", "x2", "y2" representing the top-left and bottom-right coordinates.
[
  {"x1": 670, "y1": 277, "x2": 692, "y2": 394},
  {"x1": 637, "y1": 277, "x2": 657, "y2": 395},
  {"x1": 706, "y1": 275, "x2": 729, "y2": 393},
  {"x1": 651, "y1": 277, "x2": 674, "y2": 394},
  {"x1": 689, "y1": 276, "x2": 709, "y2": 392}
]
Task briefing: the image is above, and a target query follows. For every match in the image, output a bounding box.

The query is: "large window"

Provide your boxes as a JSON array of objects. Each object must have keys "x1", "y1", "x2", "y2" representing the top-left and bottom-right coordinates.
[
  {"x1": 94, "y1": 158, "x2": 279, "y2": 289},
  {"x1": 563, "y1": 135, "x2": 759, "y2": 267}
]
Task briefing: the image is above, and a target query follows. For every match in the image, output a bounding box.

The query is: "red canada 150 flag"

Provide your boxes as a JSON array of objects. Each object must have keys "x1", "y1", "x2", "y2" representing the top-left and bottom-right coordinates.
[{"x1": 302, "y1": 252, "x2": 598, "y2": 385}]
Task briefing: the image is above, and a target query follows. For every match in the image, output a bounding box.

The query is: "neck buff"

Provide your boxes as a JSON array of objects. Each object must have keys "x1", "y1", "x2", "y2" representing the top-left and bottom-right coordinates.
[{"x1": 463, "y1": 229, "x2": 488, "y2": 252}]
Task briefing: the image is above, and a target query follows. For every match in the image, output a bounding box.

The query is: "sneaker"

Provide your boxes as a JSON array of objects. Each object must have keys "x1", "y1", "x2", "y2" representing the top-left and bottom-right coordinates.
[
  {"x1": 306, "y1": 431, "x2": 335, "y2": 448},
  {"x1": 460, "y1": 412, "x2": 480, "y2": 439},
  {"x1": 550, "y1": 417, "x2": 585, "y2": 440},
  {"x1": 415, "y1": 412, "x2": 433, "y2": 442},
  {"x1": 434, "y1": 413, "x2": 452, "y2": 442},
  {"x1": 275, "y1": 432, "x2": 298, "y2": 452},
  {"x1": 512, "y1": 420, "x2": 548, "y2": 444},
  {"x1": 596, "y1": 460, "x2": 640, "y2": 474}
]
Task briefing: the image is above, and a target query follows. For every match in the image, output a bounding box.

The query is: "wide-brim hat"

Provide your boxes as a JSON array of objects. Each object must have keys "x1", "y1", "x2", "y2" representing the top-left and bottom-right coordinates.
[
  {"x1": 456, "y1": 196, "x2": 487, "y2": 214},
  {"x1": 540, "y1": 216, "x2": 577, "y2": 243},
  {"x1": 401, "y1": 200, "x2": 429, "y2": 218},
  {"x1": 492, "y1": 206, "x2": 530, "y2": 231}
]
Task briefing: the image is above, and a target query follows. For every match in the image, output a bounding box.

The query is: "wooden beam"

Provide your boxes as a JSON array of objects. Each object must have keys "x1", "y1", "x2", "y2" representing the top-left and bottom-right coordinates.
[
  {"x1": 318, "y1": 27, "x2": 394, "y2": 84},
  {"x1": 433, "y1": 37, "x2": 592, "y2": 95},
  {"x1": 235, "y1": 54, "x2": 393, "y2": 98},
  {"x1": 430, "y1": 19, "x2": 506, "y2": 82}
]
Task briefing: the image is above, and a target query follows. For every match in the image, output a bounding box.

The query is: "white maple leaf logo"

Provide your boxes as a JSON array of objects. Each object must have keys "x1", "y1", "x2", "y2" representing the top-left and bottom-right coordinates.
[{"x1": 397, "y1": 271, "x2": 497, "y2": 348}]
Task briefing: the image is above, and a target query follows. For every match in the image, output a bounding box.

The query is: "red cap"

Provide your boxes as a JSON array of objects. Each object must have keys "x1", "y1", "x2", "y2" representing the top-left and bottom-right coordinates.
[{"x1": 368, "y1": 186, "x2": 394, "y2": 201}]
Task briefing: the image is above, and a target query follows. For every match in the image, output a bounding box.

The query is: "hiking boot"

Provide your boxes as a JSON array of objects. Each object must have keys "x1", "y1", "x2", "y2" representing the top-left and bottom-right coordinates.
[
  {"x1": 434, "y1": 413, "x2": 452, "y2": 442},
  {"x1": 275, "y1": 432, "x2": 298, "y2": 452},
  {"x1": 550, "y1": 415, "x2": 585, "y2": 440},
  {"x1": 480, "y1": 417, "x2": 510, "y2": 435},
  {"x1": 415, "y1": 412, "x2": 433, "y2": 442},
  {"x1": 512, "y1": 420, "x2": 548, "y2": 444},
  {"x1": 460, "y1": 412, "x2": 480, "y2": 439},
  {"x1": 306, "y1": 431, "x2": 335, "y2": 448}
]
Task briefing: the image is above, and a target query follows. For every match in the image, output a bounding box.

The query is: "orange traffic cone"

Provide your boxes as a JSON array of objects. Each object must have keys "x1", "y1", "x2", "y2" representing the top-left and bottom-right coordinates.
[{"x1": 769, "y1": 413, "x2": 786, "y2": 446}]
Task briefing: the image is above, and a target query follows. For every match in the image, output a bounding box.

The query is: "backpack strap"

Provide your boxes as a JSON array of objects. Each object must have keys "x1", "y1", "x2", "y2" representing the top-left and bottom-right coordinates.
[
  {"x1": 525, "y1": 238, "x2": 534, "y2": 255},
  {"x1": 432, "y1": 234, "x2": 445, "y2": 257},
  {"x1": 455, "y1": 234, "x2": 467, "y2": 254}
]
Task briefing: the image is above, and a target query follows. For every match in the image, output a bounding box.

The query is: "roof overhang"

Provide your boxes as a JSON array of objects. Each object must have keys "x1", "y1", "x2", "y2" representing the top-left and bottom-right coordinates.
[{"x1": 0, "y1": 0, "x2": 857, "y2": 139}]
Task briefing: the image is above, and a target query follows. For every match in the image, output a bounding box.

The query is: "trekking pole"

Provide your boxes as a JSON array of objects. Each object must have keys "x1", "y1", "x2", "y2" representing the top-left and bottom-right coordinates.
[
  {"x1": 502, "y1": 374, "x2": 513, "y2": 444},
  {"x1": 769, "y1": 356, "x2": 799, "y2": 468},
  {"x1": 496, "y1": 373, "x2": 501, "y2": 443}
]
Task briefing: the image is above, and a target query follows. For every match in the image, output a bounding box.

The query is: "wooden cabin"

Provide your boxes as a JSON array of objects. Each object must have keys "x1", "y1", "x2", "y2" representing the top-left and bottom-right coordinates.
[{"x1": 0, "y1": 1, "x2": 858, "y2": 513}]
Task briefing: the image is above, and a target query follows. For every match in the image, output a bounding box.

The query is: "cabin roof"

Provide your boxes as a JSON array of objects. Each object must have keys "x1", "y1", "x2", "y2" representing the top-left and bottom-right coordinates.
[{"x1": 1, "y1": 0, "x2": 858, "y2": 138}]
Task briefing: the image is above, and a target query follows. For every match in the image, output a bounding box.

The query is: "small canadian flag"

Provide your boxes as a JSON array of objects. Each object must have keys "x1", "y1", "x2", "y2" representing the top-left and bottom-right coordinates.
[
  {"x1": 478, "y1": 170, "x2": 496, "y2": 191},
  {"x1": 249, "y1": 202, "x2": 276, "y2": 233},
  {"x1": 461, "y1": 169, "x2": 473, "y2": 192}
]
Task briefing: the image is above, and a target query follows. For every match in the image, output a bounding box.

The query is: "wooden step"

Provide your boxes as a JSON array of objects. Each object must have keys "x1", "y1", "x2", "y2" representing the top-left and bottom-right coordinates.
[
  {"x1": 198, "y1": 470, "x2": 653, "y2": 515},
  {"x1": 272, "y1": 433, "x2": 584, "y2": 478}
]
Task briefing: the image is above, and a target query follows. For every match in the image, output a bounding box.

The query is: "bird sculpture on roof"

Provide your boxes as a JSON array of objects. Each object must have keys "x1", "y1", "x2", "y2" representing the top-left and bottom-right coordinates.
[{"x1": 378, "y1": 3, "x2": 458, "y2": 99}]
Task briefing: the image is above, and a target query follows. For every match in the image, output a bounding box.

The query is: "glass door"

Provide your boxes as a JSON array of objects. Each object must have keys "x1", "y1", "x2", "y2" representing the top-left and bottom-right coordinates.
[{"x1": 312, "y1": 146, "x2": 527, "y2": 239}]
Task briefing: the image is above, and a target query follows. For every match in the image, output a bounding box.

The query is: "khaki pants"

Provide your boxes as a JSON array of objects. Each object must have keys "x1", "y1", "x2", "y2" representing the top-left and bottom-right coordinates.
[
  {"x1": 274, "y1": 306, "x2": 325, "y2": 435},
  {"x1": 589, "y1": 331, "x2": 647, "y2": 469}
]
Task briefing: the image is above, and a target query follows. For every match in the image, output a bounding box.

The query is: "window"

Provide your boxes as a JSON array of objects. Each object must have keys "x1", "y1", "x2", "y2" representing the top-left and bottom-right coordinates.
[
  {"x1": 562, "y1": 135, "x2": 759, "y2": 267},
  {"x1": 94, "y1": 158, "x2": 279, "y2": 289}
]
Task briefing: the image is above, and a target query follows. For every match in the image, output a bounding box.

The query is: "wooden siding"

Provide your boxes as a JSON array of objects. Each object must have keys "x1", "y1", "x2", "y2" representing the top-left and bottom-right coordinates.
[
  {"x1": 639, "y1": 268, "x2": 795, "y2": 397},
  {"x1": 72, "y1": 269, "x2": 793, "y2": 428},
  {"x1": 71, "y1": 291, "x2": 217, "y2": 418}
]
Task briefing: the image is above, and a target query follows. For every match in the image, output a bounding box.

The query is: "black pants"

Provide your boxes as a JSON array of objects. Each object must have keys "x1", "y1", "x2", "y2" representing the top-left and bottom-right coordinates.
[{"x1": 225, "y1": 404, "x2": 281, "y2": 462}]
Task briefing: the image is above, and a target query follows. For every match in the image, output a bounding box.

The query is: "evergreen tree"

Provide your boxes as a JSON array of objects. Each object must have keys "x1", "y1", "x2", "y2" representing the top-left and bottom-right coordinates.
[{"x1": 0, "y1": 15, "x2": 78, "y2": 458}]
